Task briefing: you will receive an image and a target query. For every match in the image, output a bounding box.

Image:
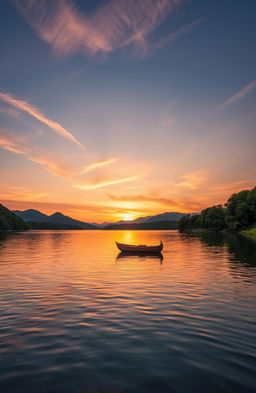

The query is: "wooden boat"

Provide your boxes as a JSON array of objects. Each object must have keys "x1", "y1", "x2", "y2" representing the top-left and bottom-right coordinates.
[{"x1": 116, "y1": 241, "x2": 163, "y2": 253}]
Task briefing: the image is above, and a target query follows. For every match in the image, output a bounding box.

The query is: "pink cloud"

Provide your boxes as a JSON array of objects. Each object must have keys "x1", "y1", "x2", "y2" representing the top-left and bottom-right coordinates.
[
  {"x1": 219, "y1": 80, "x2": 256, "y2": 108},
  {"x1": 0, "y1": 130, "x2": 75, "y2": 178},
  {"x1": 0, "y1": 91, "x2": 84, "y2": 150},
  {"x1": 13, "y1": 0, "x2": 192, "y2": 58}
]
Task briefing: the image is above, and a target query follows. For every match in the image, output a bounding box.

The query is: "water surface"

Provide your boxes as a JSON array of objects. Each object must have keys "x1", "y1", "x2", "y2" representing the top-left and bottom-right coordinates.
[{"x1": 0, "y1": 230, "x2": 255, "y2": 393}]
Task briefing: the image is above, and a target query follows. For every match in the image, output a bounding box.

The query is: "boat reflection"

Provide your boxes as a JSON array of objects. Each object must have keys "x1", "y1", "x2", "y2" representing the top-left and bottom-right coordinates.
[{"x1": 116, "y1": 251, "x2": 164, "y2": 263}]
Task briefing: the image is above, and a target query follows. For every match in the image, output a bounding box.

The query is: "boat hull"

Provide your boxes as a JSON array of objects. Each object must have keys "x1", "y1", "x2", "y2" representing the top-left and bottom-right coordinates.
[{"x1": 116, "y1": 241, "x2": 163, "y2": 253}]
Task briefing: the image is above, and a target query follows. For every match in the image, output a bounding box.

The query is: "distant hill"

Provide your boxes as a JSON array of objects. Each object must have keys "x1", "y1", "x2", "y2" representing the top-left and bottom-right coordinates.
[
  {"x1": 13, "y1": 209, "x2": 98, "y2": 230},
  {"x1": 0, "y1": 204, "x2": 28, "y2": 230},
  {"x1": 12, "y1": 208, "x2": 195, "y2": 230},
  {"x1": 110, "y1": 212, "x2": 194, "y2": 228},
  {"x1": 133, "y1": 212, "x2": 190, "y2": 223},
  {"x1": 105, "y1": 220, "x2": 178, "y2": 230},
  {"x1": 28, "y1": 222, "x2": 84, "y2": 230},
  {"x1": 13, "y1": 209, "x2": 49, "y2": 222},
  {"x1": 47, "y1": 212, "x2": 97, "y2": 229}
]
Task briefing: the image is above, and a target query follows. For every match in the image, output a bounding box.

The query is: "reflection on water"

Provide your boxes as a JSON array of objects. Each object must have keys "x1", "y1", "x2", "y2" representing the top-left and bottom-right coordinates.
[
  {"x1": 0, "y1": 230, "x2": 255, "y2": 393},
  {"x1": 116, "y1": 252, "x2": 163, "y2": 262}
]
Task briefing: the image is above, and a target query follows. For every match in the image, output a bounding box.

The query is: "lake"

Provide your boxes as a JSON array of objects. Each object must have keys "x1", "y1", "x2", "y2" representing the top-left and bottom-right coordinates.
[{"x1": 0, "y1": 230, "x2": 255, "y2": 393}]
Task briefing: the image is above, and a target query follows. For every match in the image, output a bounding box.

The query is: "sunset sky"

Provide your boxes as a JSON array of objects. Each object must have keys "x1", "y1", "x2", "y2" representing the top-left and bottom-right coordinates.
[{"x1": 0, "y1": 0, "x2": 255, "y2": 223}]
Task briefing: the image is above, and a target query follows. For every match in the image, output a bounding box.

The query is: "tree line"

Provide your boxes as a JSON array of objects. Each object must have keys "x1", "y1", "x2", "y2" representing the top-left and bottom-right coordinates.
[
  {"x1": 0, "y1": 204, "x2": 28, "y2": 230},
  {"x1": 178, "y1": 187, "x2": 256, "y2": 232}
]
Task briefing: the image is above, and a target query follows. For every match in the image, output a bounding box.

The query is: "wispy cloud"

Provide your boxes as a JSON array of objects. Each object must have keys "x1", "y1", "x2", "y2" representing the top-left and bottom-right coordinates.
[
  {"x1": 219, "y1": 80, "x2": 256, "y2": 109},
  {"x1": 81, "y1": 158, "x2": 117, "y2": 173},
  {"x1": 0, "y1": 105, "x2": 21, "y2": 118},
  {"x1": 108, "y1": 192, "x2": 206, "y2": 211},
  {"x1": 108, "y1": 193, "x2": 177, "y2": 206},
  {"x1": 149, "y1": 18, "x2": 203, "y2": 56},
  {"x1": 12, "y1": 0, "x2": 197, "y2": 59},
  {"x1": 0, "y1": 130, "x2": 75, "y2": 178},
  {"x1": 0, "y1": 184, "x2": 51, "y2": 201},
  {"x1": 74, "y1": 176, "x2": 140, "y2": 190},
  {"x1": 171, "y1": 170, "x2": 207, "y2": 190},
  {"x1": 0, "y1": 129, "x2": 121, "y2": 180},
  {"x1": 0, "y1": 91, "x2": 84, "y2": 150}
]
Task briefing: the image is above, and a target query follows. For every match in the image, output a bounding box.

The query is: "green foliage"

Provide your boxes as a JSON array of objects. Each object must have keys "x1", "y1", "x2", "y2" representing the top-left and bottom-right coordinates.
[
  {"x1": 188, "y1": 214, "x2": 201, "y2": 229},
  {"x1": 200, "y1": 205, "x2": 226, "y2": 231},
  {"x1": 0, "y1": 204, "x2": 28, "y2": 230},
  {"x1": 225, "y1": 187, "x2": 256, "y2": 230},
  {"x1": 178, "y1": 187, "x2": 256, "y2": 233},
  {"x1": 178, "y1": 214, "x2": 191, "y2": 232},
  {"x1": 241, "y1": 227, "x2": 256, "y2": 238}
]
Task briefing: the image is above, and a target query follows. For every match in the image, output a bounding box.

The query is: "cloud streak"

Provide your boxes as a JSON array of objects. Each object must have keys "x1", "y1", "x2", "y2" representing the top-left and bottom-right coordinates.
[
  {"x1": 149, "y1": 18, "x2": 203, "y2": 56},
  {"x1": 13, "y1": 0, "x2": 192, "y2": 58},
  {"x1": 170, "y1": 170, "x2": 207, "y2": 190},
  {"x1": 0, "y1": 130, "x2": 75, "y2": 178},
  {"x1": 0, "y1": 129, "x2": 121, "y2": 181},
  {"x1": 0, "y1": 184, "x2": 51, "y2": 201},
  {"x1": 219, "y1": 80, "x2": 256, "y2": 108},
  {"x1": 108, "y1": 192, "x2": 206, "y2": 211},
  {"x1": 81, "y1": 158, "x2": 117, "y2": 173},
  {"x1": 0, "y1": 91, "x2": 84, "y2": 150},
  {"x1": 74, "y1": 176, "x2": 140, "y2": 190}
]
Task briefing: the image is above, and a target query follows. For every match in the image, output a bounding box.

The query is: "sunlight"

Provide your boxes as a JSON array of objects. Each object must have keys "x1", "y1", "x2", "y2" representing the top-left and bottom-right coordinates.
[{"x1": 119, "y1": 212, "x2": 137, "y2": 221}]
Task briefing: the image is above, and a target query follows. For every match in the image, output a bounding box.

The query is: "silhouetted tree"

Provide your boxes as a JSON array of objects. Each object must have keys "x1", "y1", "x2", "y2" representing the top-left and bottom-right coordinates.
[
  {"x1": 178, "y1": 186, "x2": 256, "y2": 233},
  {"x1": 200, "y1": 205, "x2": 227, "y2": 231},
  {"x1": 178, "y1": 214, "x2": 191, "y2": 232},
  {"x1": 225, "y1": 187, "x2": 256, "y2": 230},
  {"x1": 0, "y1": 204, "x2": 28, "y2": 230}
]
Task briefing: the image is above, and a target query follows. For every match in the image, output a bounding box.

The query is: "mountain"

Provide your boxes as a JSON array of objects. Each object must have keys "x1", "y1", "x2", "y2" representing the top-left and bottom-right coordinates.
[
  {"x1": 105, "y1": 220, "x2": 178, "y2": 230},
  {"x1": 28, "y1": 222, "x2": 85, "y2": 230},
  {"x1": 92, "y1": 222, "x2": 111, "y2": 228},
  {"x1": 47, "y1": 212, "x2": 97, "y2": 229},
  {"x1": 0, "y1": 204, "x2": 28, "y2": 230},
  {"x1": 13, "y1": 209, "x2": 49, "y2": 222},
  {"x1": 13, "y1": 209, "x2": 98, "y2": 229},
  {"x1": 13, "y1": 208, "x2": 195, "y2": 230},
  {"x1": 132, "y1": 212, "x2": 189, "y2": 223},
  {"x1": 112, "y1": 212, "x2": 194, "y2": 227}
]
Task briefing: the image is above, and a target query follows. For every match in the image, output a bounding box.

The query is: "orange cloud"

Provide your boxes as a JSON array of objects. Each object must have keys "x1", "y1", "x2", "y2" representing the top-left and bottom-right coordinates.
[
  {"x1": 74, "y1": 176, "x2": 140, "y2": 190},
  {"x1": 0, "y1": 129, "x2": 121, "y2": 180},
  {"x1": 1, "y1": 184, "x2": 51, "y2": 201},
  {"x1": 14, "y1": 0, "x2": 189, "y2": 58},
  {"x1": 107, "y1": 192, "x2": 205, "y2": 211},
  {"x1": 0, "y1": 130, "x2": 75, "y2": 178},
  {"x1": 0, "y1": 91, "x2": 84, "y2": 150},
  {"x1": 172, "y1": 170, "x2": 208, "y2": 190},
  {"x1": 81, "y1": 158, "x2": 117, "y2": 173},
  {"x1": 108, "y1": 193, "x2": 177, "y2": 206}
]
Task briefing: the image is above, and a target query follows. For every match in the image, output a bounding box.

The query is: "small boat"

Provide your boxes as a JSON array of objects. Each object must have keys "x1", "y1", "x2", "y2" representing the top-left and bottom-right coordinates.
[{"x1": 116, "y1": 241, "x2": 163, "y2": 253}]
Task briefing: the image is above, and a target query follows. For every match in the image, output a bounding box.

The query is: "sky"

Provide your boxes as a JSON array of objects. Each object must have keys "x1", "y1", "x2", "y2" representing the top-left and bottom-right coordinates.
[{"x1": 0, "y1": 0, "x2": 255, "y2": 223}]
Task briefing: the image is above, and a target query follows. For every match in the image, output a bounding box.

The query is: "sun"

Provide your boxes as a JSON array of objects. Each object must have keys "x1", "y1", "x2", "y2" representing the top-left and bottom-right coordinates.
[{"x1": 120, "y1": 213, "x2": 136, "y2": 221}]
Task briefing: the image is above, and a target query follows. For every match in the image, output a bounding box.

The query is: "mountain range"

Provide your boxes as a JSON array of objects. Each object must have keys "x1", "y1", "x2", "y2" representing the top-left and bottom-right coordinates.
[
  {"x1": 13, "y1": 209, "x2": 194, "y2": 229},
  {"x1": 114, "y1": 212, "x2": 188, "y2": 225},
  {"x1": 13, "y1": 209, "x2": 98, "y2": 229}
]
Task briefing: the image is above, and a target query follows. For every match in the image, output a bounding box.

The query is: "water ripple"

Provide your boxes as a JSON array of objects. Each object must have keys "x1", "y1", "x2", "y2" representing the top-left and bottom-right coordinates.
[{"x1": 0, "y1": 230, "x2": 255, "y2": 393}]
